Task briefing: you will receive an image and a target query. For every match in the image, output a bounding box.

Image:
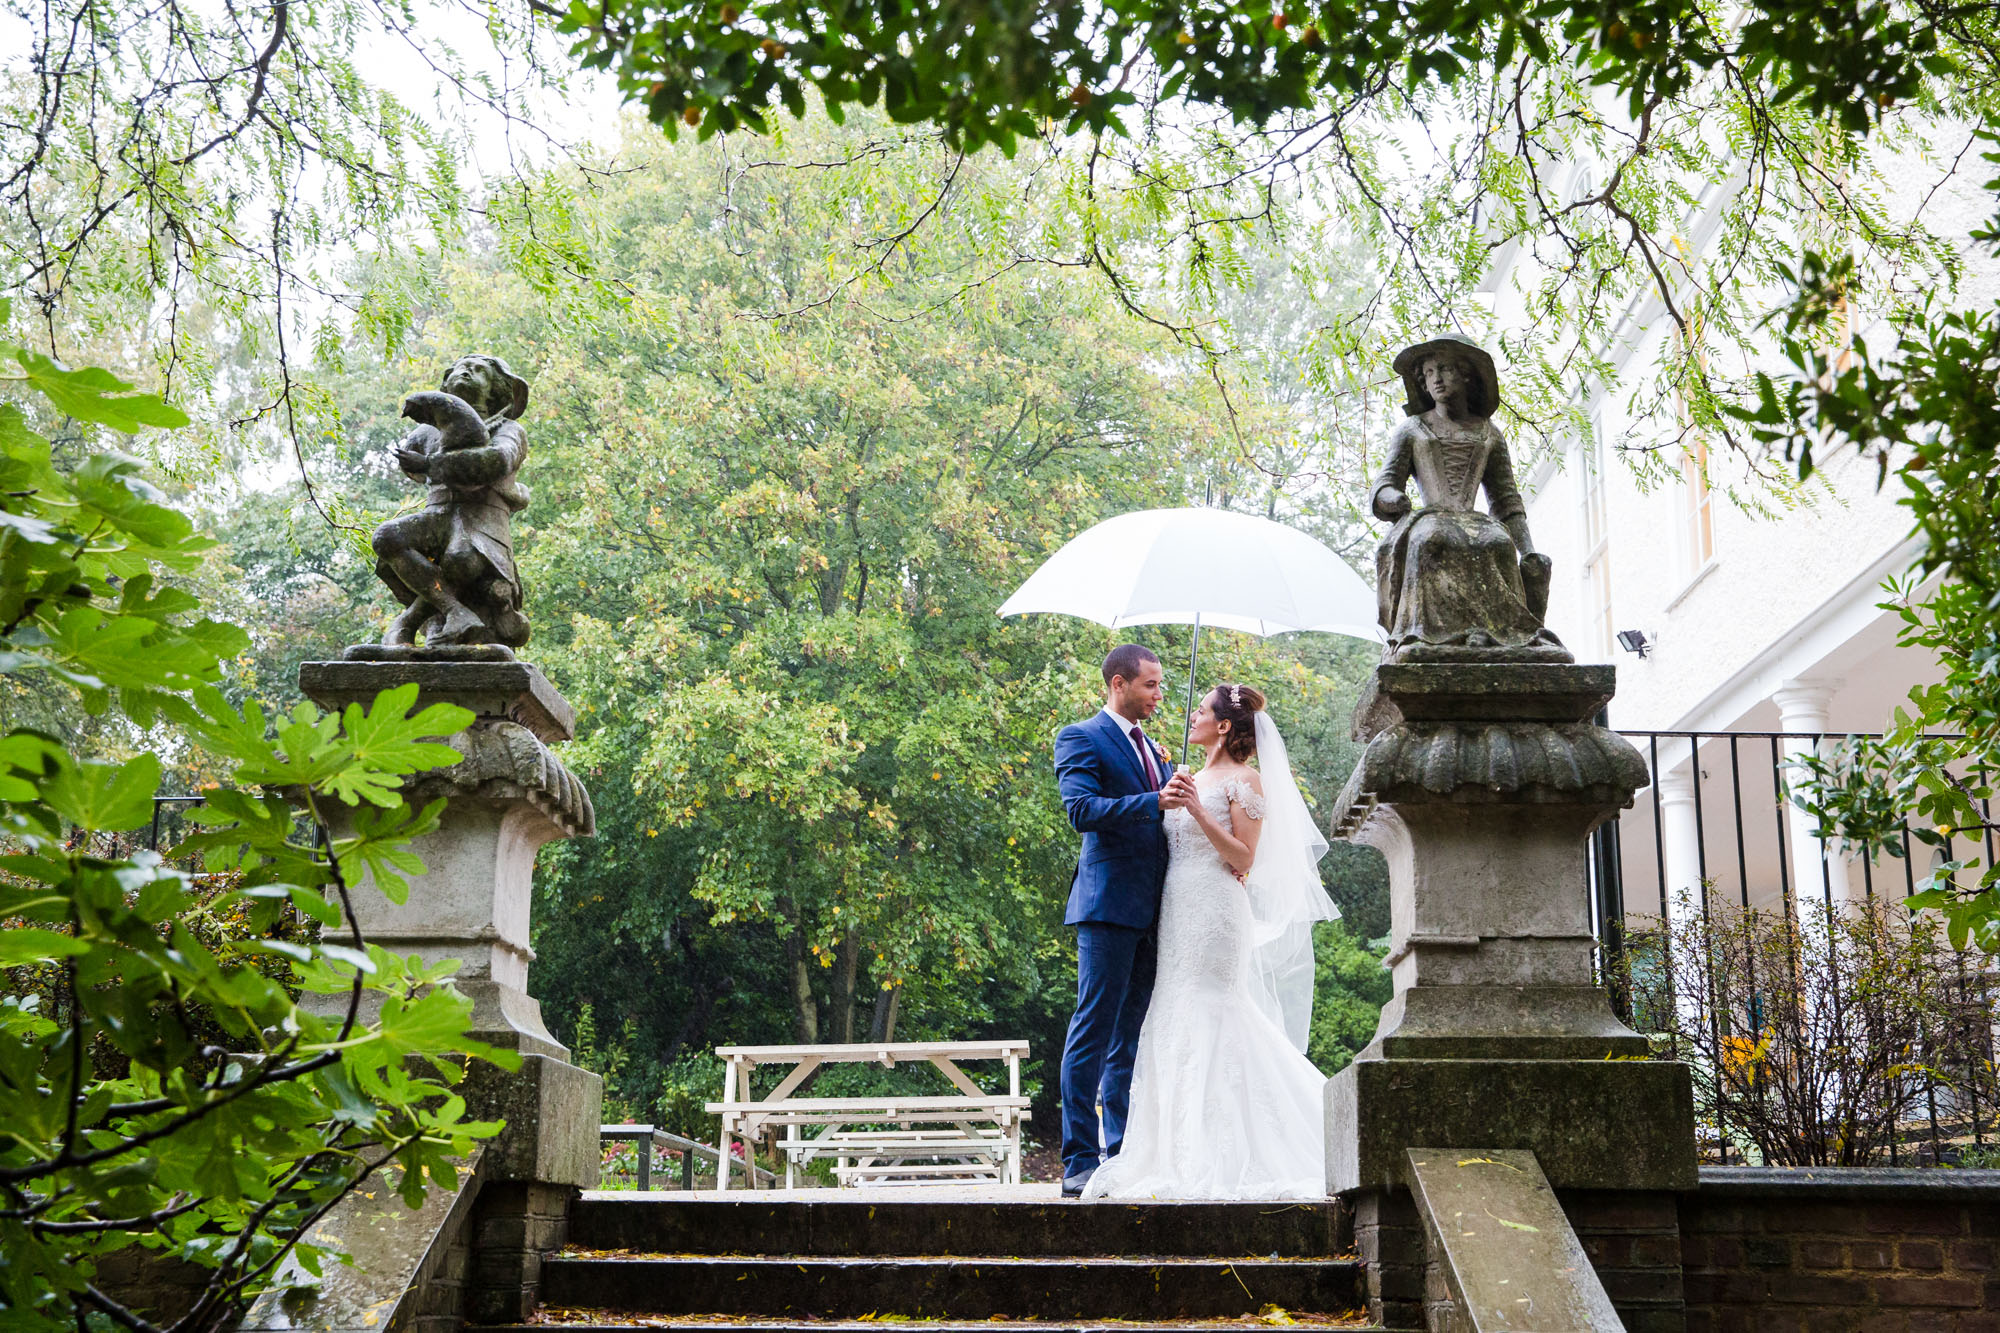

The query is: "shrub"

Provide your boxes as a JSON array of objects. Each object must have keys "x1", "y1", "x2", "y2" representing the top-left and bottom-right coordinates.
[{"x1": 1621, "y1": 894, "x2": 1996, "y2": 1166}]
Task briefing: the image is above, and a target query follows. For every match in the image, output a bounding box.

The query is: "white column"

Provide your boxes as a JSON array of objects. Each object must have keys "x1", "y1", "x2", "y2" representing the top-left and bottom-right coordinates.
[
  {"x1": 1657, "y1": 766, "x2": 1706, "y2": 926},
  {"x1": 1655, "y1": 764, "x2": 1710, "y2": 1036},
  {"x1": 1772, "y1": 678, "x2": 1853, "y2": 917}
]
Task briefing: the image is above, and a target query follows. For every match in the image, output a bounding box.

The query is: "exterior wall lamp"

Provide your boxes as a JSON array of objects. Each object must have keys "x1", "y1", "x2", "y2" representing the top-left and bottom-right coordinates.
[{"x1": 1615, "y1": 629, "x2": 1652, "y2": 658}]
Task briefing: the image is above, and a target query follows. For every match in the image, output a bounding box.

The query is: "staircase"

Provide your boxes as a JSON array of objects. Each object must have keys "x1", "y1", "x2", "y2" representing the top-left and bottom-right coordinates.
[{"x1": 479, "y1": 1194, "x2": 1373, "y2": 1331}]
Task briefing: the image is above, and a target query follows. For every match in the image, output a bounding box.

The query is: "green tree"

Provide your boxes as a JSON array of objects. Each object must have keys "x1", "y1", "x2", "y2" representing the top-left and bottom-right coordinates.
[
  {"x1": 1308, "y1": 920, "x2": 1393, "y2": 1073},
  {"x1": 554, "y1": 0, "x2": 1994, "y2": 485},
  {"x1": 263, "y1": 113, "x2": 1394, "y2": 1127},
  {"x1": 550, "y1": 0, "x2": 2000, "y2": 965},
  {"x1": 0, "y1": 311, "x2": 509, "y2": 1330}
]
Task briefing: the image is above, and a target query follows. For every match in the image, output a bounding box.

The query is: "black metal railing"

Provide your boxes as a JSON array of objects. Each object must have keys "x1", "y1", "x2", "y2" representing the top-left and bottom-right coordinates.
[
  {"x1": 148, "y1": 794, "x2": 206, "y2": 854},
  {"x1": 1588, "y1": 729, "x2": 1998, "y2": 1166},
  {"x1": 1592, "y1": 730, "x2": 1995, "y2": 926},
  {"x1": 598, "y1": 1123, "x2": 775, "y2": 1190}
]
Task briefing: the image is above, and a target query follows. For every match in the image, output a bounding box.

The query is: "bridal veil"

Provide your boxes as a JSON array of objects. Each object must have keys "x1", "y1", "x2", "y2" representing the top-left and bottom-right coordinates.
[{"x1": 1245, "y1": 710, "x2": 1341, "y2": 1051}]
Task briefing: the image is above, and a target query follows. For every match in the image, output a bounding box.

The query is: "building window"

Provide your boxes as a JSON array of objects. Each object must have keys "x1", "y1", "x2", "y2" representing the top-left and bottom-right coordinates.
[
  {"x1": 1579, "y1": 416, "x2": 1613, "y2": 659},
  {"x1": 1680, "y1": 436, "x2": 1715, "y2": 576},
  {"x1": 1587, "y1": 552, "x2": 1615, "y2": 660}
]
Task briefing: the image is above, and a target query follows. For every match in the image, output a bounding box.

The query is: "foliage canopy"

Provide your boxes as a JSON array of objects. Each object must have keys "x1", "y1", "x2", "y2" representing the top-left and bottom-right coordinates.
[
  {"x1": 563, "y1": 0, "x2": 1959, "y2": 151},
  {"x1": 195, "y1": 115, "x2": 1392, "y2": 1129}
]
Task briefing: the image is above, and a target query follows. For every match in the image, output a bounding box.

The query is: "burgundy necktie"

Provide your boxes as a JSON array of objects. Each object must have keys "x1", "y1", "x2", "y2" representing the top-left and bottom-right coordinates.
[{"x1": 1130, "y1": 725, "x2": 1160, "y2": 788}]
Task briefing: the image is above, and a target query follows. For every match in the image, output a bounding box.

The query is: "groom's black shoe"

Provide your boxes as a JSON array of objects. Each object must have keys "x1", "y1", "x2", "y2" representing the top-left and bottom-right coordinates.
[{"x1": 1061, "y1": 1167, "x2": 1095, "y2": 1199}]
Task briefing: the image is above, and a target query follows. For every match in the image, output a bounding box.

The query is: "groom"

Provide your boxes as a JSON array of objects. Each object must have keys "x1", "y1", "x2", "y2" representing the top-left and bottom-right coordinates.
[{"x1": 1052, "y1": 644, "x2": 1185, "y2": 1198}]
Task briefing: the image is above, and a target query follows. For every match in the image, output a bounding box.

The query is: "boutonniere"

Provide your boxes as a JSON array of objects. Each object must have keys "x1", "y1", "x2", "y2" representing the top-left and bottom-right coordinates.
[{"x1": 1156, "y1": 744, "x2": 1172, "y2": 765}]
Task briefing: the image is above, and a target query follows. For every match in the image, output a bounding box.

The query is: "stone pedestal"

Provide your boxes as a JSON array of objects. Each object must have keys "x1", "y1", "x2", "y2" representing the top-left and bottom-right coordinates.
[
  {"x1": 298, "y1": 655, "x2": 604, "y2": 1320},
  {"x1": 1326, "y1": 662, "x2": 1697, "y2": 1329},
  {"x1": 299, "y1": 657, "x2": 594, "y2": 1062}
]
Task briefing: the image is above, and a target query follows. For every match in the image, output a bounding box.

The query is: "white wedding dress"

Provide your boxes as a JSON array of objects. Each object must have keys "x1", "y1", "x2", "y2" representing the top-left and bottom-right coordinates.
[{"x1": 1082, "y1": 756, "x2": 1332, "y2": 1201}]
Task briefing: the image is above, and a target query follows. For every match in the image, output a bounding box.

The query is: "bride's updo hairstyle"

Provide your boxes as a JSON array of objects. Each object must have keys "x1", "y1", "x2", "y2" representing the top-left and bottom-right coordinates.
[{"x1": 1211, "y1": 683, "x2": 1266, "y2": 762}]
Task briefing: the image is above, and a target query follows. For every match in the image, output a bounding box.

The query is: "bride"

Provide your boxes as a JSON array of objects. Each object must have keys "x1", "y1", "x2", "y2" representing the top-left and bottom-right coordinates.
[{"x1": 1082, "y1": 683, "x2": 1339, "y2": 1201}]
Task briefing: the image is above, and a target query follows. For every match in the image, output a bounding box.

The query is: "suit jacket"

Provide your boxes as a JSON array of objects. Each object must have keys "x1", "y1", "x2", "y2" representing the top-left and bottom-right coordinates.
[{"x1": 1054, "y1": 710, "x2": 1171, "y2": 929}]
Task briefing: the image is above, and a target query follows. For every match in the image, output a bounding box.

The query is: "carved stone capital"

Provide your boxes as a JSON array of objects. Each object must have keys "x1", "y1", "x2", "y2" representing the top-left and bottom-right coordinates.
[
  {"x1": 1336, "y1": 662, "x2": 1647, "y2": 837},
  {"x1": 1335, "y1": 719, "x2": 1649, "y2": 836},
  {"x1": 408, "y1": 720, "x2": 595, "y2": 841}
]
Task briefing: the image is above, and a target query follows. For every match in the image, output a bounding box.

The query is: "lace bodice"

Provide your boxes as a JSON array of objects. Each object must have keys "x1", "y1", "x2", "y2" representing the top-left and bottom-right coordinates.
[{"x1": 1165, "y1": 774, "x2": 1264, "y2": 858}]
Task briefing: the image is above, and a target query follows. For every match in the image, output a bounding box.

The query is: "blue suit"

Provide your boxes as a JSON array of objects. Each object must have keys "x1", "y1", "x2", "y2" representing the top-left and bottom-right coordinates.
[{"x1": 1053, "y1": 710, "x2": 1171, "y2": 1178}]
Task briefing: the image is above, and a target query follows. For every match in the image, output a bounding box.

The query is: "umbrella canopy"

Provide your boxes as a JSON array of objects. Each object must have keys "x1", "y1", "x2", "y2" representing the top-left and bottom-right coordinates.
[{"x1": 998, "y1": 507, "x2": 1381, "y2": 642}]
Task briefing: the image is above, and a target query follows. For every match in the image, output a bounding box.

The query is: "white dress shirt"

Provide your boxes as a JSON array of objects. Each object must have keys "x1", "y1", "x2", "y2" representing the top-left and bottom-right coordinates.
[{"x1": 1100, "y1": 705, "x2": 1162, "y2": 786}]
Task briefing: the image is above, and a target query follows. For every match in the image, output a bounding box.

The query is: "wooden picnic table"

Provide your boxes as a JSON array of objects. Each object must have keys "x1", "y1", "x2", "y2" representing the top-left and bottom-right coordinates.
[{"x1": 709, "y1": 1040, "x2": 1029, "y2": 1190}]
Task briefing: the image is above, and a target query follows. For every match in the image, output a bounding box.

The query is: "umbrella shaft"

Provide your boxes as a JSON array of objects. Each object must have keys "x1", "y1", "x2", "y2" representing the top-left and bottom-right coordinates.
[{"x1": 1180, "y1": 614, "x2": 1202, "y2": 768}]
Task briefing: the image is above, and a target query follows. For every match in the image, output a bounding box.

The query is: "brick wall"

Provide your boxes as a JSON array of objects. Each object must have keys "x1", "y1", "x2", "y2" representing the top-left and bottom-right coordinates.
[
  {"x1": 406, "y1": 1195, "x2": 476, "y2": 1333},
  {"x1": 1564, "y1": 1190, "x2": 1688, "y2": 1333},
  {"x1": 1681, "y1": 1168, "x2": 2000, "y2": 1333},
  {"x1": 1350, "y1": 1169, "x2": 2000, "y2": 1331},
  {"x1": 469, "y1": 1180, "x2": 581, "y2": 1324},
  {"x1": 1353, "y1": 1186, "x2": 1688, "y2": 1331},
  {"x1": 1349, "y1": 1187, "x2": 1427, "y2": 1329}
]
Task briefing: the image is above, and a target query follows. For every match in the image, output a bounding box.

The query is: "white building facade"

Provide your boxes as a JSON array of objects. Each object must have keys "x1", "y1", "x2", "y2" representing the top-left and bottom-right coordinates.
[{"x1": 1480, "y1": 154, "x2": 1994, "y2": 930}]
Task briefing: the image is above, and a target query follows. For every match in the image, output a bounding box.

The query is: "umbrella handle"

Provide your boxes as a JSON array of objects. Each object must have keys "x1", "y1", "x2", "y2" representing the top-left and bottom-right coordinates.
[{"x1": 1179, "y1": 613, "x2": 1201, "y2": 767}]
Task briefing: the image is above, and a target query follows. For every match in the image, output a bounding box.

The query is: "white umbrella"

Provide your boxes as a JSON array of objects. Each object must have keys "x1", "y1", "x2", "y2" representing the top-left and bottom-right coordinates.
[{"x1": 998, "y1": 506, "x2": 1382, "y2": 755}]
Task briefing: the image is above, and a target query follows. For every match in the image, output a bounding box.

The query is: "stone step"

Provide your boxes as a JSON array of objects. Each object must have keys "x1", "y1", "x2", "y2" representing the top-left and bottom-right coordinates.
[
  {"x1": 537, "y1": 1255, "x2": 1364, "y2": 1320},
  {"x1": 478, "y1": 1312, "x2": 1384, "y2": 1320},
  {"x1": 568, "y1": 1197, "x2": 1348, "y2": 1257}
]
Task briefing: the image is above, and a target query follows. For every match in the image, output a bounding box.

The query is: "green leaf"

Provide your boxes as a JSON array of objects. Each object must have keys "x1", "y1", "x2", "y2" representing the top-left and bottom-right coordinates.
[
  {"x1": 12, "y1": 350, "x2": 190, "y2": 432},
  {"x1": 318, "y1": 943, "x2": 378, "y2": 974},
  {"x1": 0, "y1": 509, "x2": 61, "y2": 545},
  {"x1": 69, "y1": 453, "x2": 198, "y2": 547},
  {"x1": 0, "y1": 926, "x2": 88, "y2": 965},
  {"x1": 39, "y1": 752, "x2": 161, "y2": 832},
  {"x1": 246, "y1": 938, "x2": 317, "y2": 963},
  {"x1": 288, "y1": 885, "x2": 344, "y2": 928},
  {"x1": 321, "y1": 685, "x2": 471, "y2": 808}
]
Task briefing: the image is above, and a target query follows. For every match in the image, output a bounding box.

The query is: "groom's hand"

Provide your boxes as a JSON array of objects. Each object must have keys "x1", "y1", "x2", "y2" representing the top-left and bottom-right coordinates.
[{"x1": 1160, "y1": 773, "x2": 1196, "y2": 811}]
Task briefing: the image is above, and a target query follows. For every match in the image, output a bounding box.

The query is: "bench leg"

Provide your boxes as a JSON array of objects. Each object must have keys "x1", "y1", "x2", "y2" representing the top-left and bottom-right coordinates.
[
  {"x1": 717, "y1": 1128, "x2": 733, "y2": 1192},
  {"x1": 638, "y1": 1141, "x2": 652, "y2": 1192}
]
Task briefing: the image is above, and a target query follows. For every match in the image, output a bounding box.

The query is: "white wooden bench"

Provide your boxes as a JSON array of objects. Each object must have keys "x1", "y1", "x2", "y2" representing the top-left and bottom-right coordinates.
[{"x1": 708, "y1": 1040, "x2": 1029, "y2": 1189}]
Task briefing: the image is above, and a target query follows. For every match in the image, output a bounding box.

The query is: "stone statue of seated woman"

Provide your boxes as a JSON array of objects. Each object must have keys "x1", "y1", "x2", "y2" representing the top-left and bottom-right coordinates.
[{"x1": 1370, "y1": 335, "x2": 1570, "y2": 664}]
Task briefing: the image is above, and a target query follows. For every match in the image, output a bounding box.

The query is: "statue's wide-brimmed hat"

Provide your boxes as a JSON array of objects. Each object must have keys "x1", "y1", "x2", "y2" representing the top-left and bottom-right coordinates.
[{"x1": 1393, "y1": 334, "x2": 1499, "y2": 417}]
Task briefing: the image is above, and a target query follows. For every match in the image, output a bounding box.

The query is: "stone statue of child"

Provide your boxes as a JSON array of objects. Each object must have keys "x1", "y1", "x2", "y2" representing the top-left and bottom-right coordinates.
[
  {"x1": 1369, "y1": 334, "x2": 1569, "y2": 663},
  {"x1": 370, "y1": 354, "x2": 532, "y2": 650}
]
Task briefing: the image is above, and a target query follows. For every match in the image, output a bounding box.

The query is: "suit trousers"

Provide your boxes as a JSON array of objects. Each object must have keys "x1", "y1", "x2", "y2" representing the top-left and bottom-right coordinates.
[{"x1": 1059, "y1": 921, "x2": 1157, "y2": 1177}]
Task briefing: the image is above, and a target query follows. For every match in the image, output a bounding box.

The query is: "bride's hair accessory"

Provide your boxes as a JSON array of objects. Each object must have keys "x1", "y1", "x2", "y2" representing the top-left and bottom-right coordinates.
[{"x1": 1211, "y1": 683, "x2": 1267, "y2": 762}]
